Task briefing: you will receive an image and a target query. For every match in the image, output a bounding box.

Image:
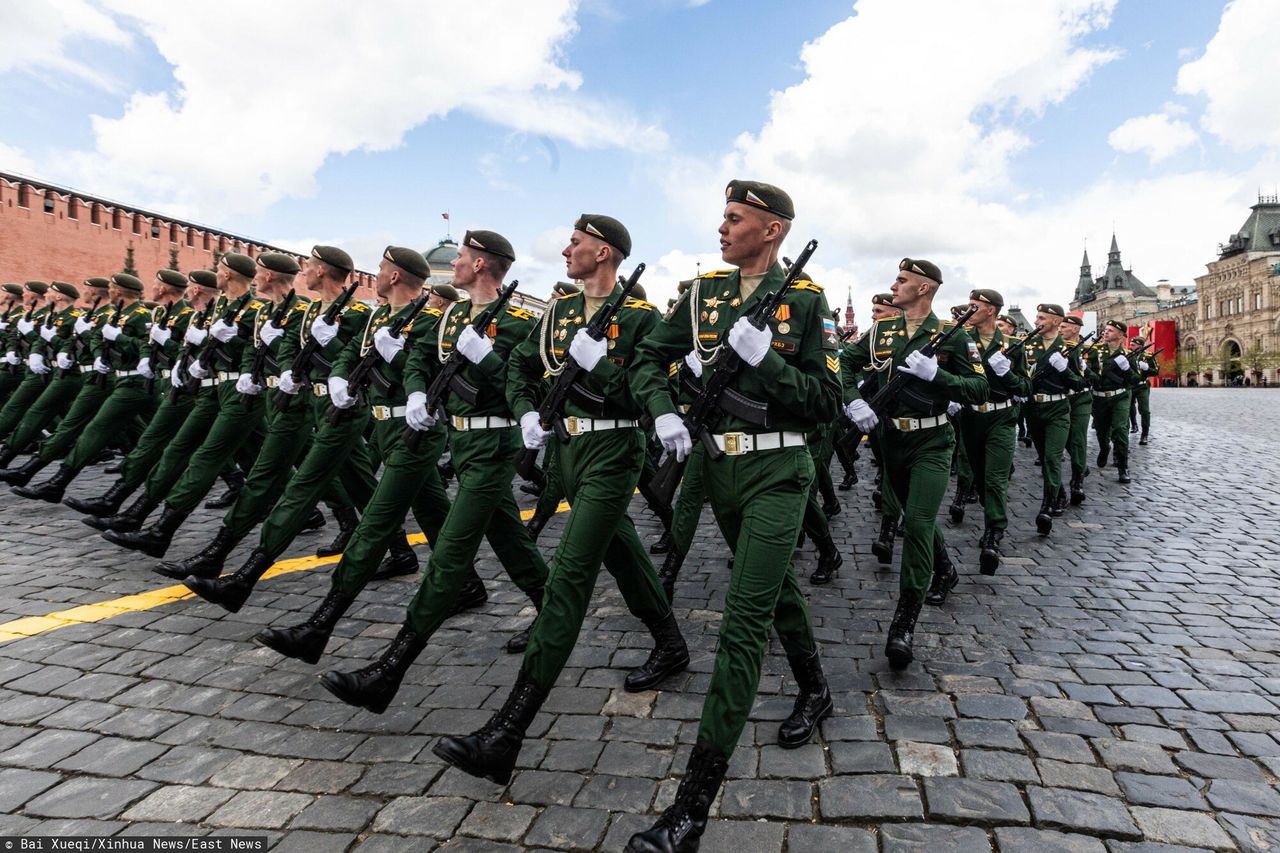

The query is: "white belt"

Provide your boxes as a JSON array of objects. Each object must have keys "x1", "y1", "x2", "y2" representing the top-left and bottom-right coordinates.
[
  {"x1": 200, "y1": 378, "x2": 218, "y2": 388},
  {"x1": 712, "y1": 430, "x2": 806, "y2": 455},
  {"x1": 450, "y1": 415, "x2": 516, "y2": 431},
  {"x1": 886, "y1": 415, "x2": 948, "y2": 433},
  {"x1": 967, "y1": 400, "x2": 1014, "y2": 414},
  {"x1": 563, "y1": 416, "x2": 637, "y2": 437},
  {"x1": 114, "y1": 369, "x2": 142, "y2": 377},
  {"x1": 78, "y1": 365, "x2": 94, "y2": 373},
  {"x1": 217, "y1": 371, "x2": 241, "y2": 383},
  {"x1": 1092, "y1": 388, "x2": 1126, "y2": 398},
  {"x1": 1070, "y1": 389, "x2": 1089, "y2": 397},
  {"x1": 312, "y1": 383, "x2": 328, "y2": 397},
  {"x1": 265, "y1": 376, "x2": 279, "y2": 388},
  {"x1": 1032, "y1": 393, "x2": 1067, "y2": 403},
  {"x1": 371, "y1": 405, "x2": 407, "y2": 421}
]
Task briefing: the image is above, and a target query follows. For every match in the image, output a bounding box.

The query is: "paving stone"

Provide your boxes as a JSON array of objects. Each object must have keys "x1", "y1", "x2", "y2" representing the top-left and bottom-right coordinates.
[
  {"x1": 289, "y1": 795, "x2": 381, "y2": 831},
  {"x1": 1217, "y1": 811, "x2": 1280, "y2": 851},
  {"x1": 819, "y1": 774, "x2": 922, "y2": 819},
  {"x1": 956, "y1": 719, "x2": 1024, "y2": 750},
  {"x1": 573, "y1": 774, "x2": 656, "y2": 811},
  {"x1": 24, "y1": 777, "x2": 159, "y2": 819},
  {"x1": 924, "y1": 777, "x2": 1030, "y2": 825},
  {"x1": 209, "y1": 755, "x2": 304, "y2": 789},
  {"x1": 371, "y1": 795, "x2": 472, "y2": 837},
  {"x1": 962, "y1": 748, "x2": 1040, "y2": 783},
  {"x1": 895, "y1": 740, "x2": 957, "y2": 778},
  {"x1": 956, "y1": 693, "x2": 1029, "y2": 720},
  {"x1": 994, "y1": 827, "x2": 1107, "y2": 852},
  {"x1": 120, "y1": 785, "x2": 236, "y2": 822},
  {"x1": 1130, "y1": 806, "x2": 1235, "y2": 849},
  {"x1": 457, "y1": 799, "x2": 538, "y2": 843},
  {"x1": 270, "y1": 831, "x2": 357, "y2": 853},
  {"x1": 1036, "y1": 760, "x2": 1120, "y2": 795},
  {"x1": 1204, "y1": 779, "x2": 1280, "y2": 817},
  {"x1": 1095, "y1": 739, "x2": 1177, "y2": 775},
  {"x1": 698, "y1": 818, "x2": 785, "y2": 853},
  {"x1": 1027, "y1": 786, "x2": 1140, "y2": 839},
  {"x1": 205, "y1": 790, "x2": 314, "y2": 829},
  {"x1": 1179, "y1": 690, "x2": 1276, "y2": 715},
  {"x1": 523, "y1": 805, "x2": 609, "y2": 851},
  {"x1": 757, "y1": 743, "x2": 825, "y2": 779},
  {"x1": 1025, "y1": 732, "x2": 1096, "y2": 764},
  {"x1": 884, "y1": 715, "x2": 951, "y2": 744},
  {"x1": 506, "y1": 770, "x2": 586, "y2": 807},
  {"x1": 829, "y1": 740, "x2": 896, "y2": 774},
  {"x1": 53, "y1": 735, "x2": 168, "y2": 776},
  {"x1": 1174, "y1": 750, "x2": 1267, "y2": 783},
  {"x1": 0, "y1": 768, "x2": 62, "y2": 812},
  {"x1": 1115, "y1": 772, "x2": 1208, "y2": 810},
  {"x1": 0, "y1": 728, "x2": 98, "y2": 767},
  {"x1": 784, "y1": 823, "x2": 876, "y2": 853},
  {"x1": 718, "y1": 779, "x2": 811, "y2": 820},
  {"x1": 881, "y1": 822, "x2": 993, "y2": 851}
]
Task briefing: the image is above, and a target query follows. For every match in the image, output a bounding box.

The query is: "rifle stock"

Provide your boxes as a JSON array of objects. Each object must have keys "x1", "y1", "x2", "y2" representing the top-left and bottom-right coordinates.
[
  {"x1": 274, "y1": 281, "x2": 359, "y2": 412},
  {"x1": 241, "y1": 289, "x2": 296, "y2": 410},
  {"x1": 325, "y1": 292, "x2": 429, "y2": 425}
]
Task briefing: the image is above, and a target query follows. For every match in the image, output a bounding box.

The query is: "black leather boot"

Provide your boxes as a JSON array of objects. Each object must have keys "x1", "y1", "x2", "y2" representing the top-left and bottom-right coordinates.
[
  {"x1": 947, "y1": 484, "x2": 966, "y2": 524},
  {"x1": 871, "y1": 515, "x2": 896, "y2": 565},
  {"x1": 808, "y1": 532, "x2": 843, "y2": 585},
  {"x1": 154, "y1": 526, "x2": 239, "y2": 580},
  {"x1": 0, "y1": 444, "x2": 19, "y2": 469},
  {"x1": 315, "y1": 505, "x2": 358, "y2": 557},
  {"x1": 1069, "y1": 466, "x2": 1086, "y2": 505},
  {"x1": 821, "y1": 496, "x2": 841, "y2": 519},
  {"x1": 319, "y1": 622, "x2": 430, "y2": 713},
  {"x1": 838, "y1": 470, "x2": 858, "y2": 490},
  {"x1": 254, "y1": 586, "x2": 357, "y2": 664},
  {"x1": 12, "y1": 464, "x2": 76, "y2": 502},
  {"x1": 432, "y1": 674, "x2": 548, "y2": 785},
  {"x1": 658, "y1": 549, "x2": 686, "y2": 604},
  {"x1": 438, "y1": 458, "x2": 455, "y2": 485},
  {"x1": 1096, "y1": 444, "x2": 1110, "y2": 468},
  {"x1": 449, "y1": 566, "x2": 489, "y2": 616},
  {"x1": 885, "y1": 591, "x2": 924, "y2": 670},
  {"x1": 778, "y1": 649, "x2": 832, "y2": 748},
  {"x1": 505, "y1": 586, "x2": 542, "y2": 654},
  {"x1": 64, "y1": 477, "x2": 134, "y2": 516},
  {"x1": 624, "y1": 612, "x2": 690, "y2": 692},
  {"x1": 300, "y1": 507, "x2": 326, "y2": 532},
  {"x1": 203, "y1": 470, "x2": 244, "y2": 510},
  {"x1": 183, "y1": 548, "x2": 273, "y2": 613},
  {"x1": 649, "y1": 529, "x2": 673, "y2": 555},
  {"x1": 102, "y1": 505, "x2": 187, "y2": 557},
  {"x1": 84, "y1": 494, "x2": 157, "y2": 532},
  {"x1": 1035, "y1": 496, "x2": 1053, "y2": 535},
  {"x1": 1139, "y1": 429, "x2": 1148, "y2": 446},
  {"x1": 1050, "y1": 487, "x2": 1067, "y2": 517},
  {"x1": 979, "y1": 528, "x2": 1002, "y2": 576},
  {"x1": 924, "y1": 545, "x2": 958, "y2": 606},
  {"x1": 524, "y1": 507, "x2": 553, "y2": 540},
  {"x1": 372, "y1": 531, "x2": 418, "y2": 581},
  {"x1": 0, "y1": 456, "x2": 48, "y2": 487},
  {"x1": 1116, "y1": 452, "x2": 1131, "y2": 484},
  {"x1": 625, "y1": 739, "x2": 729, "y2": 853}
]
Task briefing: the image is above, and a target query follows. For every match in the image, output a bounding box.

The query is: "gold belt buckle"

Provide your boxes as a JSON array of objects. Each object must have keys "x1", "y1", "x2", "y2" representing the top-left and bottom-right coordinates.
[
  {"x1": 565, "y1": 416, "x2": 582, "y2": 436},
  {"x1": 373, "y1": 405, "x2": 390, "y2": 420},
  {"x1": 452, "y1": 415, "x2": 466, "y2": 431},
  {"x1": 722, "y1": 432, "x2": 746, "y2": 455},
  {"x1": 313, "y1": 383, "x2": 327, "y2": 396},
  {"x1": 896, "y1": 417, "x2": 914, "y2": 431}
]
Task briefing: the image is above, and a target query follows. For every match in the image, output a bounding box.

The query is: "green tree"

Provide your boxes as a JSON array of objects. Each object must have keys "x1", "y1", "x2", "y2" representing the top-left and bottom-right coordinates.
[
  {"x1": 168, "y1": 248, "x2": 180, "y2": 271},
  {"x1": 210, "y1": 251, "x2": 223, "y2": 271},
  {"x1": 123, "y1": 243, "x2": 138, "y2": 277}
]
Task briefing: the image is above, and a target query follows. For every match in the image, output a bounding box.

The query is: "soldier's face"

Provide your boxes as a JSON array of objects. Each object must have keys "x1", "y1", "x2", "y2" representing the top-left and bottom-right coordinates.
[
  {"x1": 374, "y1": 260, "x2": 396, "y2": 299},
  {"x1": 870, "y1": 304, "x2": 894, "y2": 320},
  {"x1": 1103, "y1": 327, "x2": 1124, "y2": 347},
  {"x1": 252, "y1": 268, "x2": 273, "y2": 298},
  {"x1": 719, "y1": 203, "x2": 775, "y2": 266},
  {"x1": 216, "y1": 265, "x2": 232, "y2": 291},
  {"x1": 302, "y1": 257, "x2": 324, "y2": 293},
  {"x1": 965, "y1": 300, "x2": 995, "y2": 326},
  {"x1": 563, "y1": 232, "x2": 605, "y2": 280},
  {"x1": 107, "y1": 284, "x2": 124, "y2": 303},
  {"x1": 1034, "y1": 311, "x2": 1061, "y2": 334},
  {"x1": 890, "y1": 271, "x2": 932, "y2": 308},
  {"x1": 452, "y1": 248, "x2": 478, "y2": 288},
  {"x1": 995, "y1": 319, "x2": 1014, "y2": 336},
  {"x1": 427, "y1": 294, "x2": 449, "y2": 311},
  {"x1": 1060, "y1": 324, "x2": 1080, "y2": 342}
]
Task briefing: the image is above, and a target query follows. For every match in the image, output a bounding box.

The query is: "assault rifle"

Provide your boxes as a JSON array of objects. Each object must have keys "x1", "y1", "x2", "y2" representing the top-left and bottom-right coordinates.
[
  {"x1": 404, "y1": 279, "x2": 519, "y2": 451},
  {"x1": 648, "y1": 240, "x2": 818, "y2": 508},
  {"x1": 86, "y1": 300, "x2": 125, "y2": 387},
  {"x1": 325, "y1": 292, "x2": 430, "y2": 424},
  {"x1": 273, "y1": 281, "x2": 359, "y2": 413},
  {"x1": 8, "y1": 300, "x2": 38, "y2": 374},
  {"x1": 241, "y1": 288, "x2": 296, "y2": 410},
  {"x1": 514, "y1": 264, "x2": 646, "y2": 479},
  {"x1": 59, "y1": 297, "x2": 103, "y2": 378},
  {"x1": 182, "y1": 292, "x2": 253, "y2": 395},
  {"x1": 142, "y1": 302, "x2": 174, "y2": 394},
  {"x1": 166, "y1": 309, "x2": 207, "y2": 403}
]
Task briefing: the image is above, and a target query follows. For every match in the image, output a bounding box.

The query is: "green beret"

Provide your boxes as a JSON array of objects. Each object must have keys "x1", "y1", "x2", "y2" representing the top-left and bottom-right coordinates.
[
  {"x1": 950, "y1": 304, "x2": 967, "y2": 319},
  {"x1": 311, "y1": 245, "x2": 354, "y2": 274},
  {"x1": 3, "y1": 284, "x2": 24, "y2": 297},
  {"x1": 112, "y1": 273, "x2": 144, "y2": 293},
  {"x1": 899, "y1": 258, "x2": 942, "y2": 284},
  {"x1": 1104, "y1": 319, "x2": 1127, "y2": 334},
  {"x1": 24, "y1": 281, "x2": 49, "y2": 295},
  {"x1": 83, "y1": 277, "x2": 111, "y2": 290},
  {"x1": 554, "y1": 281, "x2": 581, "y2": 297},
  {"x1": 630, "y1": 283, "x2": 647, "y2": 302},
  {"x1": 676, "y1": 279, "x2": 692, "y2": 295},
  {"x1": 382, "y1": 246, "x2": 429, "y2": 279},
  {"x1": 257, "y1": 252, "x2": 301, "y2": 275},
  {"x1": 220, "y1": 253, "x2": 256, "y2": 279},
  {"x1": 969, "y1": 288, "x2": 1003, "y2": 308},
  {"x1": 1062, "y1": 314, "x2": 1083, "y2": 327},
  {"x1": 430, "y1": 284, "x2": 460, "y2": 302},
  {"x1": 574, "y1": 214, "x2": 631, "y2": 258},
  {"x1": 1129, "y1": 336, "x2": 1144, "y2": 345},
  {"x1": 462, "y1": 230, "x2": 516, "y2": 263},
  {"x1": 1036, "y1": 303, "x2": 1065, "y2": 317},
  {"x1": 725, "y1": 179, "x2": 794, "y2": 220},
  {"x1": 51, "y1": 281, "x2": 79, "y2": 299},
  {"x1": 871, "y1": 293, "x2": 895, "y2": 306},
  {"x1": 188, "y1": 269, "x2": 218, "y2": 288},
  {"x1": 997, "y1": 314, "x2": 1016, "y2": 327},
  {"x1": 156, "y1": 269, "x2": 187, "y2": 288}
]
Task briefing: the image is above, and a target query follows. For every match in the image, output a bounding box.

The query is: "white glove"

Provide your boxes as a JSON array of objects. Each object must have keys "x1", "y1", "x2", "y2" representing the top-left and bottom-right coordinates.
[
  {"x1": 17, "y1": 319, "x2": 34, "y2": 335},
  {"x1": 374, "y1": 327, "x2": 405, "y2": 364},
  {"x1": 683, "y1": 351, "x2": 703, "y2": 379},
  {"x1": 101, "y1": 324, "x2": 122, "y2": 342},
  {"x1": 39, "y1": 325, "x2": 55, "y2": 342},
  {"x1": 947, "y1": 401, "x2": 962, "y2": 417},
  {"x1": 1012, "y1": 395, "x2": 1027, "y2": 404},
  {"x1": 28, "y1": 353, "x2": 48, "y2": 374},
  {"x1": 4, "y1": 352, "x2": 18, "y2": 366},
  {"x1": 149, "y1": 324, "x2": 172, "y2": 346},
  {"x1": 844, "y1": 398, "x2": 879, "y2": 432},
  {"x1": 900, "y1": 350, "x2": 939, "y2": 382},
  {"x1": 1114, "y1": 354, "x2": 1130, "y2": 371},
  {"x1": 328, "y1": 376, "x2": 354, "y2": 408},
  {"x1": 1138, "y1": 360, "x2": 1149, "y2": 372},
  {"x1": 0, "y1": 320, "x2": 8, "y2": 331},
  {"x1": 277, "y1": 372, "x2": 299, "y2": 395},
  {"x1": 405, "y1": 391, "x2": 437, "y2": 432},
  {"x1": 260, "y1": 322, "x2": 284, "y2": 347},
  {"x1": 568, "y1": 332, "x2": 607, "y2": 372},
  {"x1": 520, "y1": 411, "x2": 550, "y2": 450},
  {"x1": 74, "y1": 315, "x2": 93, "y2": 335},
  {"x1": 1048, "y1": 351, "x2": 1068, "y2": 372},
  {"x1": 93, "y1": 357, "x2": 110, "y2": 374},
  {"x1": 726, "y1": 317, "x2": 771, "y2": 367},
  {"x1": 171, "y1": 362, "x2": 186, "y2": 386},
  {"x1": 311, "y1": 316, "x2": 338, "y2": 346},
  {"x1": 454, "y1": 326, "x2": 492, "y2": 364},
  {"x1": 188, "y1": 360, "x2": 208, "y2": 380},
  {"x1": 137, "y1": 357, "x2": 153, "y2": 379},
  {"x1": 235, "y1": 374, "x2": 261, "y2": 395},
  {"x1": 184, "y1": 325, "x2": 208, "y2": 346},
  {"x1": 987, "y1": 350, "x2": 1011, "y2": 377},
  {"x1": 654, "y1": 412, "x2": 692, "y2": 462},
  {"x1": 55, "y1": 352, "x2": 73, "y2": 370},
  {"x1": 210, "y1": 319, "x2": 238, "y2": 342}
]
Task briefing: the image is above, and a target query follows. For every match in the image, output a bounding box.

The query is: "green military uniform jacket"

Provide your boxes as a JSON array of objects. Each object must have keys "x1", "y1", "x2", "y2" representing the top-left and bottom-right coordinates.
[
  {"x1": 331, "y1": 300, "x2": 436, "y2": 410},
  {"x1": 1094, "y1": 345, "x2": 1141, "y2": 392},
  {"x1": 631, "y1": 264, "x2": 840, "y2": 432},
  {"x1": 35, "y1": 304, "x2": 83, "y2": 360},
  {"x1": 276, "y1": 296, "x2": 372, "y2": 386},
  {"x1": 243, "y1": 293, "x2": 309, "y2": 384},
  {"x1": 967, "y1": 326, "x2": 1030, "y2": 403},
  {"x1": 92, "y1": 300, "x2": 153, "y2": 382},
  {"x1": 1129, "y1": 347, "x2": 1158, "y2": 388},
  {"x1": 1024, "y1": 332, "x2": 1085, "y2": 397},
  {"x1": 14, "y1": 304, "x2": 52, "y2": 370},
  {"x1": 155, "y1": 301, "x2": 197, "y2": 371}
]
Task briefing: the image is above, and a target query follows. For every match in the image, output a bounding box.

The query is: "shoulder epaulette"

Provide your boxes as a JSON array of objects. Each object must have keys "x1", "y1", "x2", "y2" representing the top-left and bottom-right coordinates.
[
  {"x1": 623, "y1": 297, "x2": 655, "y2": 311},
  {"x1": 348, "y1": 301, "x2": 370, "y2": 312},
  {"x1": 69, "y1": 309, "x2": 84, "y2": 318},
  {"x1": 178, "y1": 307, "x2": 193, "y2": 316},
  {"x1": 423, "y1": 307, "x2": 444, "y2": 317},
  {"x1": 698, "y1": 269, "x2": 733, "y2": 280},
  {"x1": 940, "y1": 320, "x2": 956, "y2": 331},
  {"x1": 792, "y1": 280, "x2": 823, "y2": 293},
  {"x1": 248, "y1": 300, "x2": 265, "y2": 310},
  {"x1": 506, "y1": 305, "x2": 535, "y2": 321},
  {"x1": 292, "y1": 301, "x2": 310, "y2": 311},
  {"x1": 555, "y1": 291, "x2": 578, "y2": 301},
  {"x1": 133, "y1": 305, "x2": 150, "y2": 315}
]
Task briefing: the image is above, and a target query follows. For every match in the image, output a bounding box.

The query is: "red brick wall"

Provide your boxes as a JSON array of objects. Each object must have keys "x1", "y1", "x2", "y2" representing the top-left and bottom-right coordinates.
[{"x1": 0, "y1": 178, "x2": 376, "y2": 299}]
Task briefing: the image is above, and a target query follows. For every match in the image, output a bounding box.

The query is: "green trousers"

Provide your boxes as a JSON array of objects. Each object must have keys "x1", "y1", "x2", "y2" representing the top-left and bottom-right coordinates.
[
  {"x1": 0, "y1": 371, "x2": 20, "y2": 408},
  {"x1": 952, "y1": 416, "x2": 971, "y2": 488},
  {"x1": 6, "y1": 374, "x2": 83, "y2": 454},
  {"x1": 869, "y1": 427, "x2": 902, "y2": 519},
  {"x1": 256, "y1": 402, "x2": 378, "y2": 559},
  {"x1": 404, "y1": 426, "x2": 548, "y2": 634},
  {"x1": 882, "y1": 423, "x2": 951, "y2": 595},
  {"x1": 330, "y1": 417, "x2": 450, "y2": 595},
  {"x1": 0, "y1": 374, "x2": 50, "y2": 441},
  {"x1": 1066, "y1": 391, "x2": 1092, "y2": 472},
  {"x1": 1028, "y1": 399, "x2": 1070, "y2": 500},
  {"x1": 670, "y1": 443, "x2": 707, "y2": 555},
  {"x1": 958, "y1": 407, "x2": 1017, "y2": 530},
  {"x1": 697, "y1": 445, "x2": 818, "y2": 755},
  {"x1": 62, "y1": 380, "x2": 156, "y2": 474},
  {"x1": 1092, "y1": 391, "x2": 1131, "y2": 460},
  {"x1": 219, "y1": 392, "x2": 313, "y2": 539},
  {"x1": 1131, "y1": 385, "x2": 1150, "y2": 435},
  {"x1": 117, "y1": 392, "x2": 195, "y2": 489},
  {"x1": 812, "y1": 424, "x2": 838, "y2": 509},
  {"x1": 533, "y1": 441, "x2": 566, "y2": 519},
  {"x1": 36, "y1": 379, "x2": 114, "y2": 463},
  {"x1": 162, "y1": 385, "x2": 266, "y2": 514},
  {"x1": 520, "y1": 428, "x2": 672, "y2": 692}
]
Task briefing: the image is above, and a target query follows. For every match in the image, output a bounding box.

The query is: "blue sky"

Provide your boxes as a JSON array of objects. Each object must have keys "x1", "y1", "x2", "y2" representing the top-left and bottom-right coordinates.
[{"x1": 1, "y1": 0, "x2": 1275, "y2": 318}]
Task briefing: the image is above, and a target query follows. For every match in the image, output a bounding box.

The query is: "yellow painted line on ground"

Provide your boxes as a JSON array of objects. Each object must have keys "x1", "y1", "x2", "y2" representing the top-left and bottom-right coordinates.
[{"x1": 0, "y1": 500, "x2": 571, "y2": 644}]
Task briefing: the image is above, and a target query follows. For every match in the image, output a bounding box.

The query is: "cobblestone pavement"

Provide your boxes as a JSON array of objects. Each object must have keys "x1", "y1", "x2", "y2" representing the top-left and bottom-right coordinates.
[{"x1": 0, "y1": 388, "x2": 1277, "y2": 851}]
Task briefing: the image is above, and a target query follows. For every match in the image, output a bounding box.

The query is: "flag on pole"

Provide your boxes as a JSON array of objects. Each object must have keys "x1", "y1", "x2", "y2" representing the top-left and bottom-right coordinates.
[{"x1": 441, "y1": 212, "x2": 449, "y2": 221}]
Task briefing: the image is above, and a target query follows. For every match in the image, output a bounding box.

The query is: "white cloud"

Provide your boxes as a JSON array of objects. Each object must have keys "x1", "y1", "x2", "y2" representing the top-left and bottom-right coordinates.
[
  {"x1": 0, "y1": 142, "x2": 38, "y2": 177},
  {"x1": 1177, "y1": 0, "x2": 1280, "y2": 150},
  {"x1": 1108, "y1": 112, "x2": 1199, "y2": 163},
  {"x1": 0, "y1": 0, "x2": 131, "y2": 90}
]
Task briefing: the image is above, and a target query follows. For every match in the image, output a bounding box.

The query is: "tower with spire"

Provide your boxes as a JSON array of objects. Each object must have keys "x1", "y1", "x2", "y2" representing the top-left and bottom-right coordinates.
[
  {"x1": 1074, "y1": 248, "x2": 1093, "y2": 303},
  {"x1": 1069, "y1": 231, "x2": 1159, "y2": 329},
  {"x1": 844, "y1": 287, "x2": 855, "y2": 331}
]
